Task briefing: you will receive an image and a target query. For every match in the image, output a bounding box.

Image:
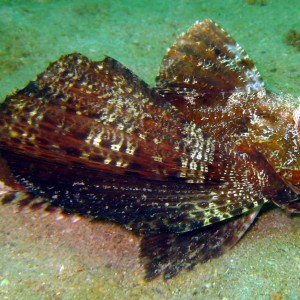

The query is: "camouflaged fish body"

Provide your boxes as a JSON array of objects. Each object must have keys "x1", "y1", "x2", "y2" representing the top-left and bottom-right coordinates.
[{"x1": 0, "y1": 19, "x2": 299, "y2": 279}]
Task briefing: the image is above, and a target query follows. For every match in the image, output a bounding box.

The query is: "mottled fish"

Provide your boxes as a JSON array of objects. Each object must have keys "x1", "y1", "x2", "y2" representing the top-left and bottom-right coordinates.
[{"x1": 0, "y1": 19, "x2": 300, "y2": 280}]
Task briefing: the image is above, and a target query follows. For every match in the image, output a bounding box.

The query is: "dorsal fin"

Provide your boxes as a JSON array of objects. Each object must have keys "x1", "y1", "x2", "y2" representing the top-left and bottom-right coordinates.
[{"x1": 156, "y1": 19, "x2": 265, "y2": 106}]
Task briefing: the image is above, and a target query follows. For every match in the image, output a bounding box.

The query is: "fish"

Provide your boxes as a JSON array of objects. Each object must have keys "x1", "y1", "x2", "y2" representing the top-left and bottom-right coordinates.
[{"x1": 0, "y1": 19, "x2": 299, "y2": 280}]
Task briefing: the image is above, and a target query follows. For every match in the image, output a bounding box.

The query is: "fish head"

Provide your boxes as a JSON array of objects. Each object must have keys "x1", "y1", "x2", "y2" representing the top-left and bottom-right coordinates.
[{"x1": 249, "y1": 93, "x2": 300, "y2": 194}]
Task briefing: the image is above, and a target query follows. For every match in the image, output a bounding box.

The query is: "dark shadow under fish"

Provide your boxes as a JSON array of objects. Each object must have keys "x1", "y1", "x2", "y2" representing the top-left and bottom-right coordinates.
[{"x1": 0, "y1": 19, "x2": 300, "y2": 280}]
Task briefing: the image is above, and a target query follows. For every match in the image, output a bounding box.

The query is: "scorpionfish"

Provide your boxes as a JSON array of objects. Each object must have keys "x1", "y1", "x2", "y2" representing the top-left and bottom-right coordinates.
[{"x1": 0, "y1": 19, "x2": 299, "y2": 280}]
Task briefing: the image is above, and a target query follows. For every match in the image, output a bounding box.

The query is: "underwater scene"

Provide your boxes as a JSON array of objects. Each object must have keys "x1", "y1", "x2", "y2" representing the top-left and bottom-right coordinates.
[{"x1": 0, "y1": 0, "x2": 300, "y2": 299}]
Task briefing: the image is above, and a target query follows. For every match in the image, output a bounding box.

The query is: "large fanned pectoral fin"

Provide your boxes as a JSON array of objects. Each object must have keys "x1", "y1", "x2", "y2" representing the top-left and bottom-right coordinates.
[
  {"x1": 0, "y1": 51, "x2": 295, "y2": 237},
  {"x1": 140, "y1": 208, "x2": 260, "y2": 280},
  {"x1": 0, "y1": 53, "x2": 214, "y2": 182}
]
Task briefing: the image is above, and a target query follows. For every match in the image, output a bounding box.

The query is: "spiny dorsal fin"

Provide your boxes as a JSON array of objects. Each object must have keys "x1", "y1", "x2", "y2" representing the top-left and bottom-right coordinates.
[{"x1": 156, "y1": 19, "x2": 265, "y2": 106}]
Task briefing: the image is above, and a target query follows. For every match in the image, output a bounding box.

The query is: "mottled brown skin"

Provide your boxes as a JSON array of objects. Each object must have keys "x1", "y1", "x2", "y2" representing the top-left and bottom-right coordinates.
[
  {"x1": 156, "y1": 20, "x2": 300, "y2": 210},
  {"x1": 0, "y1": 19, "x2": 299, "y2": 279}
]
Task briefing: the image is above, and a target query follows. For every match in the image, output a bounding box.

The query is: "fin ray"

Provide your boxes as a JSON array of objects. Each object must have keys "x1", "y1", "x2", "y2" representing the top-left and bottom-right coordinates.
[
  {"x1": 0, "y1": 148, "x2": 286, "y2": 234},
  {"x1": 156, "y1": 19, "x2": 265, "y2": 99},
  {"x1": 141, "y1": 208, "x2": 260, "y2": 280},
  {"x1": 155, "y1": 19, "x2": 266, "y2": 137}
]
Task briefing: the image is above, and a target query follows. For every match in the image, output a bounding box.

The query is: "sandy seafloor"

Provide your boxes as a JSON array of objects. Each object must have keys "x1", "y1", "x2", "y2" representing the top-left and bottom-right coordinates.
[{"x1": 0, "y1": 0, "x2": 300, "y2": 299}]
